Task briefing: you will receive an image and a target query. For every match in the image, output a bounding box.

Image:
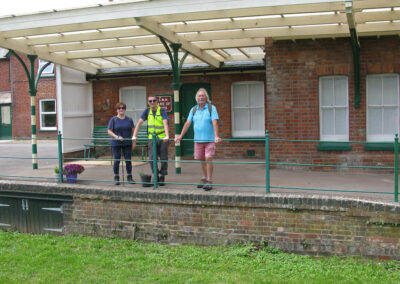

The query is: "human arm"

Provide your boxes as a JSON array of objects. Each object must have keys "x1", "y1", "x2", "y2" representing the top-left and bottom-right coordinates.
[
  {"x1": 175, "y1": 120, "x2": 192, "y2": 143},
  {"x1": 212, "y1": 120, "x2": 221, "y2": 143},
  {"x1": 132, "y1": 118, "x2": 145, "y2": 148},
  {"x1": 108, "y1": 129, "x2": 123, "y2": 141},
  {"x1": 162, "y1": 119, "x2": 169, "y2": 142}
]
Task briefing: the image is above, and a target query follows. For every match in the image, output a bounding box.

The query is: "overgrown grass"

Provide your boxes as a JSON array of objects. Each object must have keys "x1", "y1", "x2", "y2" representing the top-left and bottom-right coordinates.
[{"x1": 0, "y1": 231, "x2": 399, "y2": 283}]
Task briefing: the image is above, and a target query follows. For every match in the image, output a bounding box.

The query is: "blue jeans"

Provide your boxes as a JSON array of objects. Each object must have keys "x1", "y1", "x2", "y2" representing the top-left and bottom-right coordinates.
[{"x1": 111, "y1": 145, "x2": 132, "y2": 176}]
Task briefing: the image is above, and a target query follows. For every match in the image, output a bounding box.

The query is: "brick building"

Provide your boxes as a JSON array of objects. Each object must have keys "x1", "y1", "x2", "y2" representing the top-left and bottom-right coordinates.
[
  {"x1": 0, "y1": 48, "x2": 57, "y2": 139},
  {"x1": 0, "y1": 1, "x2": 398, "y2": 169}
]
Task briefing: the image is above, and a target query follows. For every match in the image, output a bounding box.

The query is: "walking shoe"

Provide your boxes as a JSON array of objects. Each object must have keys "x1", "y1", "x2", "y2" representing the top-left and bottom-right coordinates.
[
  {"x1": 203, "y1": 180, "x2": 213, "y2": 191},
  {"x1": 159, "y1": 175, "x2": 165, "y2": 186},
  {"x1": 197, "y1": 178, "x2": 207, "y2": 189},
  {"x1": 114, "y1": 176, "x2": 120, "y2": 185},
  {"x1": 127, "y1": 175, "x2": 135, "y2": 184}
]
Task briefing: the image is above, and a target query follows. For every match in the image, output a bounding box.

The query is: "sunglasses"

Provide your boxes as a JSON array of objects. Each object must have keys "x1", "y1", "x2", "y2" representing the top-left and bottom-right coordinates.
[
  {"x1": 148, "y1": 99, "x2": 157, "y2": 103},
  {"x1": 117, "y1": 107, "x2": 126, "y2": 110}
]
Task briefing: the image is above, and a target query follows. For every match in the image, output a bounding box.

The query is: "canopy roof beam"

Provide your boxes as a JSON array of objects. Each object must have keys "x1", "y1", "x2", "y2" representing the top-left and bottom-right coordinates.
[{"x1": 135, "y1": 17, "x2": 220, "y2": 68}]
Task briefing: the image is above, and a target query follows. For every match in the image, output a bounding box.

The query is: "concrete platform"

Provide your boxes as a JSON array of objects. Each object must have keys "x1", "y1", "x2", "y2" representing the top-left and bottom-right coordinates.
[{"x1": 0, "y1": 141, "x2": 397, "y2": 203}]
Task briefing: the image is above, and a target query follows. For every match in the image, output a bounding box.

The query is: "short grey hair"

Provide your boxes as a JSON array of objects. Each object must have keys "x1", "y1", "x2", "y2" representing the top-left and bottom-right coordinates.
[{"x1": 195, "y1": 88, "x2": 211, "y2": 104}]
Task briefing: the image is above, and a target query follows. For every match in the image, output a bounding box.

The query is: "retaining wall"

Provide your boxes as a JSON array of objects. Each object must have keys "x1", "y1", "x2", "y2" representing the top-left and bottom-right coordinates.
[{"x1": 1, "y1": 181, "x2": 400, "y2": 260}]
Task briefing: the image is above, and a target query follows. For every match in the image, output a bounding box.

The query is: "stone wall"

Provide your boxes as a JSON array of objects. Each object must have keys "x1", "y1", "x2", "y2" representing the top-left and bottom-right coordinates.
[{"x1": 1, "y1": 181, "x2": 400, "y2": 260}]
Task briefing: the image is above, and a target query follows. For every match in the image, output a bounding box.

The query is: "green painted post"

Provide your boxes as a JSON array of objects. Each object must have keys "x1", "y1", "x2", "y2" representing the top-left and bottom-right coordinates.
[
  {"x1": 159, "y1": 38, "x2": 188, "y2": 174},
  {"x1": 170, "y1": 43, "x2": 183, "y2": 174},
  {"x1": 9, "y1": 51, "x2": 51, "y2": 170},
  {"x1": 394, "y1": 134, "x2": 399, "y2": 202},
  {"x1": 27, "y1": 55, "x2": 38, "y2": 169},
  {"x1": 152, "y1": 132, "x2": 158, "y2": 189},
  {"x1": 265, "y1": 130, "x2": 270, "y2": 194},
  {"x1": 57, "y1": 131, "x2": 64, "y2": 183}
]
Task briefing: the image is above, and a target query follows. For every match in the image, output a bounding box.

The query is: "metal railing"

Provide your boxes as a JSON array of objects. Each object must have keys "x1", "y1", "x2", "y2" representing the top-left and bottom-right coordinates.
[{"x1": 0, "y1": 131, "x2": 398, "y2": 202}]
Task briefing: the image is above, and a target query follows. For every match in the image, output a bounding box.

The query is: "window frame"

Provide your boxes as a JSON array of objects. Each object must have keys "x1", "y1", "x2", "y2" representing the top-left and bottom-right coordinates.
[
  {"x1": 231, "y1": 81, "x2": 265, "y2": 138},
  {"x1": 38, "y1": 59, "x2": 55, "y2": 77},
  {"x1": 319, "y1": 75, "x2": 349, "y2": 142},
  {"x1": 39, "y1": 99, "x2": 57, "y2": 131},
  {"x1": 118, "y1": 86, "x2": 147, "y2": 124},
  {"x1": 366, "y1": 73, "x2": 400, "y2": 142}
]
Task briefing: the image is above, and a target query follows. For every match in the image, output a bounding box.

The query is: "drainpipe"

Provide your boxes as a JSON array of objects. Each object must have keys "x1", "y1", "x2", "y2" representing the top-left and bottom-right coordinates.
[
  {"x1": 9, "y1": 51, "x2": 51, "y2": 169},
  {"x1": 346, "y1": 0, "x2": 360, "y2": 108},
  {"x1": 160, "y1": 37, "x2": 188, "y2": 174}
]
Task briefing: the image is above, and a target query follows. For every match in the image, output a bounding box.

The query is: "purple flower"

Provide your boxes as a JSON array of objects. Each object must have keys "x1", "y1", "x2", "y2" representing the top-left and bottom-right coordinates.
[{"x1": 63, "y1": 164, "x2": 85, "y2": 175}]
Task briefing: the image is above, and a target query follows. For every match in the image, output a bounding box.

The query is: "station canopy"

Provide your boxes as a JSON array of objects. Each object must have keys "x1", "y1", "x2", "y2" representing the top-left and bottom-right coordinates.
[{"x1": 0, "y1": 0, "x2": 398, "y2": 74}]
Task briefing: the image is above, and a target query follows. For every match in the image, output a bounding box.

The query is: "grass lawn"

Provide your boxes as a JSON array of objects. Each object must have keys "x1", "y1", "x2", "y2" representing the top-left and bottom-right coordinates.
[{"x1": 0, "y1": 231, "x2": 399, "y2": 283}]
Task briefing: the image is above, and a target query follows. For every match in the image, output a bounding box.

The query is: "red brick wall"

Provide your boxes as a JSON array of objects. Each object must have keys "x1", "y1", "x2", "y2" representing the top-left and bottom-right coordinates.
[
  {"x1": 265, "y1": 36, "x2": 399, "y2": 169},
  {"x1": 10, "y1": 55, "x2": 57, "y2": 138},
  {"x1": 92, "y1": 72, "x2": 266, "y2": 159},
  {"x1": 0, "y1": 58, "x2": 10, "y2": 92}
]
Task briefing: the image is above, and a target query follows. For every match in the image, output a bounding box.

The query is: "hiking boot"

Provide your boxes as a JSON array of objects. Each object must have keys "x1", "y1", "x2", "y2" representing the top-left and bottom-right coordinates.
[
  {"x1": 197, "y1": 178, "x2": 207, "y2": 189},
  {"x1": 203, "y1": 180, "x2": 213, "y2": 191},
  {"x1": 114, "y1": 176, "x2": 120, "y2": 185},
  {"x1": 127, "y1": 175, "x2": 135, "y2": 184},
  {"x1": 159, "y1": 175, "x2": 165, "y2": 186}
]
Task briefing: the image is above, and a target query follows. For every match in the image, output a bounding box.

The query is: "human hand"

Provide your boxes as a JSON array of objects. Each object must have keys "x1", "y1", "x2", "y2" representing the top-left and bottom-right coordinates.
[
  {"x1": 117, "y1": 136, "x2": 124, "y2": 142},
  {"x1": 175, "y1": 136, "x2": 182, "y2": 144},
  {"x1": 215, "y1": 136, "x2": 222, "y2": 143},
  {"x1": 163, "y1": 136, "x2": 169, "y2": 142}
]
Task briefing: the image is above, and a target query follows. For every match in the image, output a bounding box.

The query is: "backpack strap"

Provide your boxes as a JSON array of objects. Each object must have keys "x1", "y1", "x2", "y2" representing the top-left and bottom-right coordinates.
[
  {"x1": 111, "y1": 116, "x2": 118, "y2": 132},
  {"x1": 192, "y1": 104, "x2": 212, "y2": 116}
]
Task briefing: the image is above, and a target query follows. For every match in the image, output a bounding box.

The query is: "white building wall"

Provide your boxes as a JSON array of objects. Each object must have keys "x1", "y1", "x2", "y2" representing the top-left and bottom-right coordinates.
[{"x1": 56, "y1": 65, "x2": 93, "y2": 153}]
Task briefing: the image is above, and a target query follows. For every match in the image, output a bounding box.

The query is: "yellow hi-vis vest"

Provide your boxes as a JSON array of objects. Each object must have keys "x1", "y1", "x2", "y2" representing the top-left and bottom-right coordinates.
[{"x1": 147, "y1": 106, "x2": 165, "y2": 139}]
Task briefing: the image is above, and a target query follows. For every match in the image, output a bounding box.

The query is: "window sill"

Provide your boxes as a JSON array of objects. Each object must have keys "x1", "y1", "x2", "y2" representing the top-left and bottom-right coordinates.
[
  {"x1": 317, "y1": 142, "x2": 352, "y2": 151},
  {"x1": 39, "y1": 129, "x2": 57, "y2": 132},
  {"x1": 364, "y1": 143, "x2": 394, "y2": 151},
  {"x1": 40, "y1": 74, "x2": 55, "y2": 78}
]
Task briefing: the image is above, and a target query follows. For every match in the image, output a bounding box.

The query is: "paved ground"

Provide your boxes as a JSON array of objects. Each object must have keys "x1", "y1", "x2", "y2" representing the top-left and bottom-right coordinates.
[{"x1": 0, "y1": 141, "x2": 397, "y2": 203}]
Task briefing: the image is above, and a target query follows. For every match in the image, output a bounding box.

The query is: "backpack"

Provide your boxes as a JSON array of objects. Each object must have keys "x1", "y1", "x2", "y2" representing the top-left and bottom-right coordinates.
[{"x1": 192, "y1": 104, "x2": 212, "y2": 116}]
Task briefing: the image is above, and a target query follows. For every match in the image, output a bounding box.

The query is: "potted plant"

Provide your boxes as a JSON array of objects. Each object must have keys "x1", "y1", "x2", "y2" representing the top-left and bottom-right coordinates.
[
  {"x1": 53, "y1": 167, "x2": 60, "y2": 180},
  {"x1": 63, "y1": 164, "x2": 85, "y2": 183},
  {"x1": 139, "y1": 171, "x2": 152, "y2": 187}
]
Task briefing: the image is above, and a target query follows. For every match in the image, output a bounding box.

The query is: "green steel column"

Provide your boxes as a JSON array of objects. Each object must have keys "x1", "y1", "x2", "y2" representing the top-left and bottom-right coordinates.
[
  {"x1": 265, "y1": 130, "x2": 270, "y2": 194},
  {"x1": 9, "y1": 51, "x2": 50, "y2": 170},
  {"x1": 170, "y1": 43, "x2": 183, "y2": 174},
  {"x1": 394, "y1": 133, "x2": 399, "y2": 202},
  {"x1": 27, "y1": 55, "x2": 38, "y2": 169},
  {"x1": 152, "y1": 132, "x2": 158, "y2": 189},
  {"x1": 159, "y1": 37, "x2": 188, "y2": 174},
  {"x1": 57, "y1": 131, "x2": 64, "y2": 183}
]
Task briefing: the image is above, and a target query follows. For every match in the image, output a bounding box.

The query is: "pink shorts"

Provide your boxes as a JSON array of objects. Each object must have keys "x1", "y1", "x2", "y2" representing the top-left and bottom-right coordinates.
[{"x1": 194, "y1": 142, "x2": 216, "y2": 160}]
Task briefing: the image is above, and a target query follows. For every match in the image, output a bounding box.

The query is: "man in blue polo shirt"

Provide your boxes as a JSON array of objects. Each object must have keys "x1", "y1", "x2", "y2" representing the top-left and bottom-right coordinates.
[{"x1": 175, "y1": 88, "x2": 221, "y2": 191}]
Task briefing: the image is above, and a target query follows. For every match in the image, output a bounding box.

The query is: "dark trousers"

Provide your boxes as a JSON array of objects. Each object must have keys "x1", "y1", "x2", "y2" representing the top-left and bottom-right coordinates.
[
  {"x1": 111, "y1": 145, "x2": 132, "y2": 176},
  {"x1": 148, "y1": 139, "x2": 168, "y2": 176}
]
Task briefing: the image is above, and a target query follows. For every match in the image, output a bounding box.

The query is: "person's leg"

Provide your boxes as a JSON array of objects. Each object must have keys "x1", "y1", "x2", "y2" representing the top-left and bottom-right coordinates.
[
  {"x1": 111, "y1": 146, "x2": 121, "y2": 185},
  {"x1": 148, "y1": 140, "x2": 154, "y2": 175},
  {"x1": 159, "y1": 140, "x2": 168, "y2": 177},
  {"x1": 203, "y1": 143, "x2": 216, "y2": 191},
  {"x1": 194, "y1": 142, "x2": 207, "y2": 188},
  {"x1": 205, "y1": 157, "x2": 213, "y2": 180},
  {"x1": 122, "y1": 146, "x2": 132, "y2": 175},
  {"x1": 122, "y1": 146, "x2": 134, "y2": 183}
]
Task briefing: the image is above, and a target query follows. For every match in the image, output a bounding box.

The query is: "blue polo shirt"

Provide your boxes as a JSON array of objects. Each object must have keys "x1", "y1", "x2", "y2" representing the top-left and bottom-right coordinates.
[{"x1": 187, "y1": 103, "x2": 219, "y2": 143}]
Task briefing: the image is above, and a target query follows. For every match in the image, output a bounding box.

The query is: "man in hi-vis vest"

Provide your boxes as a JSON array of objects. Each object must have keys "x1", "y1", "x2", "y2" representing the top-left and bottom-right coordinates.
[{"x1": 133, "y1": 96, "x2": 169, "y2": 185}]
